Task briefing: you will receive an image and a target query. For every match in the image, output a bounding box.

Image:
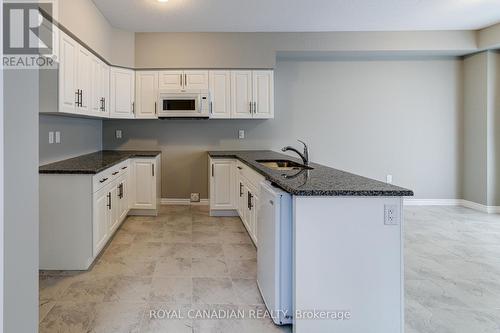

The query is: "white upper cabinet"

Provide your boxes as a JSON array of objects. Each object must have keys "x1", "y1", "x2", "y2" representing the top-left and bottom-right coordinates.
[
  {"x1": 58, "y1": 31, "x2": 78, "y2": 114},
  {"x1": 101, "y1": 63, "x2": 110, "y2": 117},
  {"x1": 159, "y1": 70, "x2": 183, "y2": 90},
  {"x1": 136, "y1": 71, "x2": 159, "y2": 119},
  {"x1": 54, "y1": 30, "x2": 110, "y2": 118},
  {"x1": 231, "y1": 71, "x2": 253, "y2": 119},
  {"x1": 51, "y1": 31, "x2": 274, "y2": 121},
  {"x1": 76, "y1": 46, "x2": 91, "y2": 114},
  {"x1": 230, "y1": 70, "x2": 274, "y2": 119},
  {"x1": 184, "y1": 70, "x2": 209, "y2": 90},
  {"x1": 208, "y1": 70, "x2": 231, "y2": 119},
  {"x1": 90, "y1": 56, "x2": 102, "y2": 117},
  {"x1": 252, "y1": 70, "x2": 274, "y2": 119},
  {"x1": 110, "y1": 67, "x2": 135, "y2": 119},
  {"x1": 159, "y1": 70, "x2": 208, "y2": 91}
]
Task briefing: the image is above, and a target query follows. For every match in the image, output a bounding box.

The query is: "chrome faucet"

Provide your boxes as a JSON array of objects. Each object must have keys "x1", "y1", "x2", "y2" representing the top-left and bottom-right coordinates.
[{"x1": 282, "y1": 140, "x2": 309, "y2": 166}]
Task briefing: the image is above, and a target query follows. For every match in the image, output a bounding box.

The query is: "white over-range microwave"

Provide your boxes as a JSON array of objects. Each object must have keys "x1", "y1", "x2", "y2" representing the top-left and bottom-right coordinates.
[{"x1": 158, "y1": 90, "x2": 210, "y2": 118}]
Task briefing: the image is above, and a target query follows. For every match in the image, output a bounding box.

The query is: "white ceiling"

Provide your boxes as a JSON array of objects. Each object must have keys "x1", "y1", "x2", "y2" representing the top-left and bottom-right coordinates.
[{"x1": 92, "y1": 0, "x2": 500, "y2": 32}]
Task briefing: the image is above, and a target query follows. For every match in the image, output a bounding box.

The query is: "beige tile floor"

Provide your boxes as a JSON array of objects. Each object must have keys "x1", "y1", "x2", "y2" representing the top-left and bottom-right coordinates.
[
  {"x1": 39, "y1": 205, "x2": 290, "y2": 333},
  {"x1": 40, "y1": 205, "x2": 500, "y2": 332}
]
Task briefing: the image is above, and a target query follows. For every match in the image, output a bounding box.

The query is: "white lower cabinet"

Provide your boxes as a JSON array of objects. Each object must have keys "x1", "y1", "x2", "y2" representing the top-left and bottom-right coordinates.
[
  {"x1": 209, "y1": 157, "x2": 264, "y2": 244},
  {"x1": 130, "y1": 156, "x2": 161, "y2": 211},
  {"x1": 93, "y1": 184, "x2": 112, "y2": 256},
  {"x1": 40, "y1": 155, "x2": 161, "y2": 270},
  {"x1": 209, "y1": 158, "x2": 236, "y2": 210}
]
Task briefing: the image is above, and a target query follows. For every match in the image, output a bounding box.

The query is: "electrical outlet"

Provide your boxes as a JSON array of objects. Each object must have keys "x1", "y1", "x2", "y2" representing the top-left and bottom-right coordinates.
[
  {"x1": 190, "y1": 193, "x2": 200, "y2": 202},
  {"x1": 55, "y1": 131, "x2": 61, "y2": 144},
  {"x1": 384, "y1": 204, "x2": 399, "y2": 225},
  {"x1": 386, "y1": 174, "x2": 393, "y2": 184},
  {"x1": 48, "y1": 131, "x2": 54, "y2": 144},
  {"x1": 238, "y1": 130, "x2": 245, "y2": 139},
  {"x1": 116, "y1": 130, "x2": 122, "y2": 139}
]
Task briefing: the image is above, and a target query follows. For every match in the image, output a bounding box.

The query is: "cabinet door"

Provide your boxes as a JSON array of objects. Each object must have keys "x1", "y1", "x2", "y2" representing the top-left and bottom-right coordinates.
[
  {"x1": 252, "y1": 70, "x2": 274, "y2": 119},
  {"x1": 184, "y1": 70, "x2": 209, "y2": 90},
  {"x1": 76, "y1": 46, "x2": 92, "y2": 114},
  {"x1": 109, "y1": 184, "x2": 121, "y2": 233},
  {"x1": 158, "y1": 70, "x2": 183, "y2": 90},
  {"x1": 237, "y1": 175, "x2": 247, "y2": 218},
  {"x1": 93, "y1": 188, "x2": 111, "y2": 256},
  {"x1": 136, "y1": 71, "x2": 159, "y2": 119},
  {"x1": 250, "y1": 192, "x2": 259, "y2": 243},
  {"x1": 58, "y1": 32, "x2": 78, "y2": 114},
  {"x1": 131, "y1": 159, "x2": 156, "y2": 209},
  {"x1": 209, "y1": 71, "x2": 231, "y2": 119},
  {"x1": 231, "y1": 71, "x2": 253, "y2": 119},
  {"x1": 100, "y1": 63, "x2": 110, "y2": 117},
  {"x1": 89, "y1": 56, "x2": 102, "y2": 116},
  {"x1": 119, "y1": 176, "x2": 129, "y2": 222},
  {"x1": 241, "y1": 184, "x2": 251, "y2": 232},
  {"x1": 110, "y1": 68, "x2": 135, "y2": 119},
  {"x1": 209, "y1": 159, "x2": 235, "y2": 210}
]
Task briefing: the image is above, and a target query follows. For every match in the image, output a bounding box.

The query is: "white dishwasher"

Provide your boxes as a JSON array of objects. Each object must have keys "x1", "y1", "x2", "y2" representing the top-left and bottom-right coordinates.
[{"x1": 257, "y1": 181, "x2": 293, "y2": 325}]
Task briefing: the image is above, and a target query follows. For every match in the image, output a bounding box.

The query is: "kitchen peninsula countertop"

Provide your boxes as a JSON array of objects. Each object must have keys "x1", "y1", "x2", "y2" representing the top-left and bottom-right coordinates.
[
  {"x1": 208, "y1": 150, "x2": 413, "y2": 197},
  {"x1": 39, "y1": 150, "x2": 161, "y2": 174}
]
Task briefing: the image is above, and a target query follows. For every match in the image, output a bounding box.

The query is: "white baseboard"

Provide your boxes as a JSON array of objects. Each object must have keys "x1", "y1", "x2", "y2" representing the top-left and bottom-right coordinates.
[
  {"x1": 461, "y1": 200, "x2": 500, "y2": 214},
  {"x1": 404, "y1": 198, "x2": 500, "y2": 214},
  {"x1": 403, "y1": 199, "x2": 462, "y2": 206},
  {"x1": 161, "y1": 198, "x2": 209, "y2": 206}
]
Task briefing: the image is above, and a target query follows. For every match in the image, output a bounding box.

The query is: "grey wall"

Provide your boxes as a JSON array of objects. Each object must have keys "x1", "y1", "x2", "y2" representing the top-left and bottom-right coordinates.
[
  {"x1": 104, "y1": 57, "x2": 463, "y2": 200},
  {"x1": 463, "y1": 53, "x2": 489, "y2": 205},
  {"x1": 58, "y1": 0, "x2": 135, "y2": 67},
  {"x1": 4, "y1": 70, "x2": 39, "y2": 333},
  {"x1": 39, "y1": 115, "x2": 102, "y2": 165},
  {"x1": 134, "y1": 31, "x2": 477, "y2": 68},
  {"x1": 463, "y1": 51, "x2": 500, "y2": 207}
]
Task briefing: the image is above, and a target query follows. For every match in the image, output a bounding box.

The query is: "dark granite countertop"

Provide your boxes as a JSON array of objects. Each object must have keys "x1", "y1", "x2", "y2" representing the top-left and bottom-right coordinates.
[
  {"x1": 208, "y1": 150, "x2": 413, "y2": 197},
  {"x1": 39, "y1": 150, "x2": 161, "y2": 174}
]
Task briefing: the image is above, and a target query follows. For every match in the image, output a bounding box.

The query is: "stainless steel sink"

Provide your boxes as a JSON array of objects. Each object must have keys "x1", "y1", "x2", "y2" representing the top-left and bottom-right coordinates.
[{"x1": 256, "y1": 159, "x2": 313, "y2": 171}]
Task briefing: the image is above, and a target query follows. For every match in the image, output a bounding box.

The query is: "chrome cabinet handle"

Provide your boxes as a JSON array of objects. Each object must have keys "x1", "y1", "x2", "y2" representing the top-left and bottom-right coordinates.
[
  {"x1": 112, "y1": 171, "x2": 119, "y2": 175},
  {"x1": 253, "y1": 102, "x2": 257, "y2": 114},
  {"x1": 121, "y1": 166, "x2": 128, "y2": 170},
  {"x1": 75, "y1": 90, "x2": 79, "y2": 106},
  {"x1": 249, "y1": 102, "x2": 252, "y2": 114},
  {"x1": 99, "y1": 177, "x2": 108, "y2": 183},
  {"x1": 180, "y1": 74, "x2": 183, "y2": 87},
  {"x1": 155, "y1": 102, "x2": 157, "y2": 115},
  {"x1": 211, "y1": 164, "x2": 214, "y2": 177},
  {"x1": 239, "y1": 183, "x2": 243, "y2": 197},
  {"x1": 132, "y1": 102, "x2": 135, "y2": 114},
  {"x1": 210, "y1": 102, "x2": 213, "y2": 114},
  {"x1": 184, "y1": 74, "x2": 187, "y2": 87},
  {"x1": 152, "y1": 164, "x2": 155, "y2": 177}
]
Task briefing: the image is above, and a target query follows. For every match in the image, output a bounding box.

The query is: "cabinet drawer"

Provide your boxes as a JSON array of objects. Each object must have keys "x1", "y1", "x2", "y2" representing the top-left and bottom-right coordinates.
[
  {"x1": 92, "y1": 160, "x2": 130, "y2": 193},
  {"x1": 235, "y1": 161, "x2": 265, "y2": 194}
]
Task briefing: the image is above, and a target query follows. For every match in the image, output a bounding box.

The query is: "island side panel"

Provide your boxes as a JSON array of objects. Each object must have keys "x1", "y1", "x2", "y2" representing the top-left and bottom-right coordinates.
[{"x1": 292, "y1": 196, "x2": 404, "y2": 333}]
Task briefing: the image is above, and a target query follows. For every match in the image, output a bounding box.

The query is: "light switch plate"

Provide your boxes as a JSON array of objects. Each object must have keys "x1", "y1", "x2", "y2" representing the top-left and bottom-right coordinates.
[
  {"x1": 48, "y1": 131, "x2": 54, "y2": 144},
  {"x1": 386, "y1": 174, "x2": 393, "y2": 184},
  {"x1": 55, "y1": 131, "x2": 61, "y2": 144},
  {"x1": 238, "y1": 130, "x2": 245, "y2": 139},
  {"x1": 116, "y1": 130, "x2": 122, "y2": 139}
]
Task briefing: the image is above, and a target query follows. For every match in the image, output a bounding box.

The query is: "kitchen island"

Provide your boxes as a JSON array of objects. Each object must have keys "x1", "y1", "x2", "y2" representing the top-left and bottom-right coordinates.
[{"x1": 208, "y1": 150, "x2": 413, "y2": 333}]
